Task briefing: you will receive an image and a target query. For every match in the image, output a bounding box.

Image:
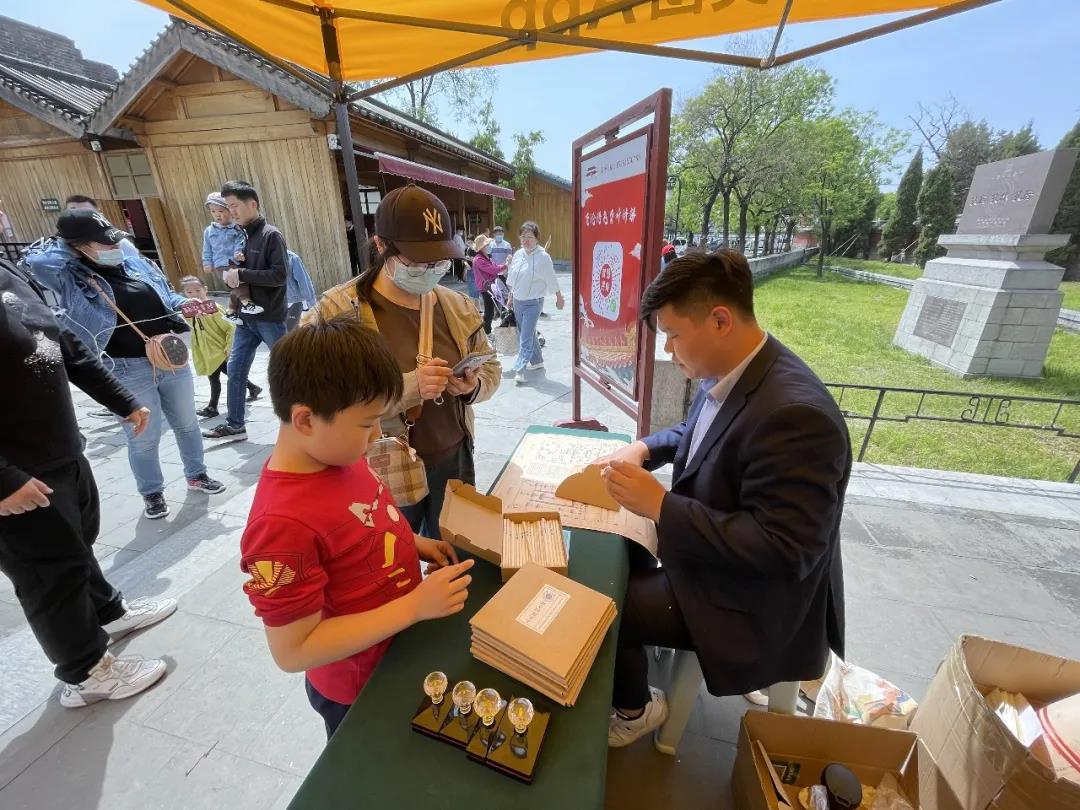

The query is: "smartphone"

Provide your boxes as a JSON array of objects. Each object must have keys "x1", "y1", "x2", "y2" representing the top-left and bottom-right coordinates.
[{"x1": 452, "y1": 350, "x2": 496, "y2": 377}]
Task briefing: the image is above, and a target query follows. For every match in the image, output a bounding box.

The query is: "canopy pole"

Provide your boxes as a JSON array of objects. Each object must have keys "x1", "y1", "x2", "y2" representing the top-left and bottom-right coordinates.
[
  {"x1": 762, "y1": 0, "x2": 794, "y2": 68},
  {"x1": 320, "y1": 8, "x2": 369, "y2": 266}
]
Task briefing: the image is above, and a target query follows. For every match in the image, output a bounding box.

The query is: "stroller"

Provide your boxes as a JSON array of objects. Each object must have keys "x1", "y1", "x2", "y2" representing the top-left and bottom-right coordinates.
[{"x1": 487, "y1": 276, "x2": 545, "y2": 355}]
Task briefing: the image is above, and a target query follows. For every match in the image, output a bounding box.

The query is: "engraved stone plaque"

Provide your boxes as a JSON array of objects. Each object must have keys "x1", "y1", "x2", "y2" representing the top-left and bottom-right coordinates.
[
  {"x1": 956, "y1": 149, "x2": 1078, "y2": 235},
  {"x1": 913, "y1": 296, "x2": 966, "y2": 347}
]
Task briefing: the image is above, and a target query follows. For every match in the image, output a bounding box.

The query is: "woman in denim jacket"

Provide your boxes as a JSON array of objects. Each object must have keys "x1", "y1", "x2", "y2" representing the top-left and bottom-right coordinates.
[{"x1": 27, "y1": 210, "x2": 225, "y2": 519}]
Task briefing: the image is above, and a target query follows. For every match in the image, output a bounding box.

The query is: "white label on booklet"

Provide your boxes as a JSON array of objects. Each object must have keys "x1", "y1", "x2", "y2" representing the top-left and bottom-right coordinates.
[{"x1": 515, "y1": 585, "x2": 570, "y2": 635}]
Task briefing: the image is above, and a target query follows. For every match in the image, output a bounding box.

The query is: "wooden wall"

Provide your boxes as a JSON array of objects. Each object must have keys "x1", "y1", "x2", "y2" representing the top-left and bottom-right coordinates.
[
  {"x1": 506, "y1": 173, "x2": 572, "y2": 262},
  {"x1": 122, "y1": 57, "x2": 350, "y2": 293},
  {"x1": 0, "y1": 100, "x2": 122, "y2": 241}
]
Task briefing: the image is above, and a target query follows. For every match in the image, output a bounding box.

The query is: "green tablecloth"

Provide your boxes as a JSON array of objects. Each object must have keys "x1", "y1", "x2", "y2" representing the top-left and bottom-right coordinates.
[{"x1": 288, "y1": 426, "x2": 631, "y2": 810}]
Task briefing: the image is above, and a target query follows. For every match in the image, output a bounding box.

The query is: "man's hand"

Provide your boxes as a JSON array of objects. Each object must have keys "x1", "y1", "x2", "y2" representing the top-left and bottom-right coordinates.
[
  {"x1": 0, "y1": 478, "x2": 53, "y2": 516},
  {"x1": 416, "y1": 358, "x2": 453, "y2": 401},
  {"x1": 594, "y1": 440, "x2": 650, "y2": 469},
  {"x1": 124, "y1": 407, "x2": 151, "y2": 437},
  {"x1": 445, "y1": 368, "x2": 478, "y2": 398},
  {"x1": 555, "y1": 291, "x2": 565, "y2": 310},
  {"x1": 223, "y1": 268, "x2": 241, "y2": 289},
  {"x1": 234, "y1": 251, "x2": 245, "y2": 264},
  {"x1": 408, "y1": 559, "x2": 474, "y2": 621},
  {"x1": 602, "y1": 461, "x2": 666, "y2": 522},
  {"x1": 415, "y1": 536, "x2": 459, "y2": 574}
]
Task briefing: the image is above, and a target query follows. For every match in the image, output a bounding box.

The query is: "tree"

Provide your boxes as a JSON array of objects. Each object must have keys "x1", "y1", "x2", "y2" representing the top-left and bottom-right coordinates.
[
  {"x1": 879, "y1": 149, "x2": 923, "y2": 260},
  {"x1": 914, "y1": 162, "x2": 955, "y2": 267},
  {"x1": 381, "y1": 68, "x2": 496, "y2": 129},
  {"x1": 941, "y1": 120, "x2": 995, "y2": 211},
  {"x1": 876, "y1": 192, "x2": 897, "y2": 228},
  {"x1": 493, "y1": 130, "x2": 544, "y2": 225},
  {"x1": 469, "y1": 100, "x2": 504, "y2": 160},
  {"x1": 1048, "y1": 119, "x2": 1080, "y2": 278},
  {"x1": 992, "y1": 121, "x2": 1041, "y2": 161}
]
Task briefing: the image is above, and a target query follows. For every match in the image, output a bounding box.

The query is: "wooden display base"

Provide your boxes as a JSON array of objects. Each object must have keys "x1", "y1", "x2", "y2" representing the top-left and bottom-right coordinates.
[
  {"x1": 411, "y1": 695, "x2": 551, "y2": 784},
  {"x1": 553, "y1": 417, "x2": 608, "y2": 432}
]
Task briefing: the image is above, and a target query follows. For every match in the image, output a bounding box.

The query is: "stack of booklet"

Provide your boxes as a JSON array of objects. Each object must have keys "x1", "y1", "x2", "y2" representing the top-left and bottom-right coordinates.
[{"x1": 470, "y1": 562, "x2": 617, "y2": 707}]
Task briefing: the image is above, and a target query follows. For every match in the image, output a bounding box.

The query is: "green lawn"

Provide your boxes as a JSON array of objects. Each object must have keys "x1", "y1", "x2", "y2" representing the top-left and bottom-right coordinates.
[
  {"x1": 1063, "y1": 281, "x2": 1080, "y2": 311},
  {"x1": 756, "y1": 266, "x2": 1080, "y2": 481},
  {"x1": 824, "y1": 256, "x2": 924, "y2": 280}
]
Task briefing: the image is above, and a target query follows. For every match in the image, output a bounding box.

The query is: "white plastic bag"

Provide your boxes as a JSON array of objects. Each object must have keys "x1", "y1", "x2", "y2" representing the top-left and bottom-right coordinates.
[{"x1": 812, "y1": 654, "x2": 918, "y2": 729}]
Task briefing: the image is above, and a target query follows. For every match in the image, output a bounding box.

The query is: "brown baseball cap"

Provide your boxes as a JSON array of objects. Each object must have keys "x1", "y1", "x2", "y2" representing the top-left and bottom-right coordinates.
[{"x1": 375, "y1": 184, "x2": 463, "y2": 263}]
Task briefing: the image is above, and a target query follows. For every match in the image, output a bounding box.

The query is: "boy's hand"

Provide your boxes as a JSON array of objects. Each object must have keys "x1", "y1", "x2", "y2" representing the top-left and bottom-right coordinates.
[
  {"x1": 234, "y1": 251, "x2": 245, "y2": 263},
  {"x1": 409, "y1": 559, "x2": 473, "y2": 621},
  {"x1": 415, "y1": 536, "x2": 459, "y2": 573}
]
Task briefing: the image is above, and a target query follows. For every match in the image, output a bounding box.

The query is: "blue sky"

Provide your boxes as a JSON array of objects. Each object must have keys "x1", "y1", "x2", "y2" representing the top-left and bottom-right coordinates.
[{"x1": 3, "y1": 0, "x2": 1077, "y2": 185}]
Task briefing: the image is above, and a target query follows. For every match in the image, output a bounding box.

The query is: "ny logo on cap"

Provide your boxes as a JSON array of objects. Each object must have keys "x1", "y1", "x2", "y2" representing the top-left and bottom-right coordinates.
[{"x1": 422, "y1": 207, "x2": 443, "y2": 235}]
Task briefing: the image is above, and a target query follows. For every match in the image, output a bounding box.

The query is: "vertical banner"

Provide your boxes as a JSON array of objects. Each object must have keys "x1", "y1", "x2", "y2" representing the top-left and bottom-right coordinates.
[{"x1": 576, "y1": 133, "x2": 650, "y2": 396}]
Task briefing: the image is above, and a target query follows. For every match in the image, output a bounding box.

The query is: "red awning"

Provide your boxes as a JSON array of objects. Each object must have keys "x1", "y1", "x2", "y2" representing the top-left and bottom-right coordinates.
[{"x1": 375, "y1": 152, "x2": 515, "y2": 201}]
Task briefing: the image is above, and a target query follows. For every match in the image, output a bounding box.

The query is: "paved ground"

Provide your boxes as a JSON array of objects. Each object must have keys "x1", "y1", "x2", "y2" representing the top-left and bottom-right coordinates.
[{"x1": 2, "y1": 280, "x2": 1078, "y2": 809}]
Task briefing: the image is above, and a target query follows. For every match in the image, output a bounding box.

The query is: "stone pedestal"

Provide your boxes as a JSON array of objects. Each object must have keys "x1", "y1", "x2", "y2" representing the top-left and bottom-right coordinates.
[{"x1": 894, "y1": 234, "x2": 1069, "y2": 378}]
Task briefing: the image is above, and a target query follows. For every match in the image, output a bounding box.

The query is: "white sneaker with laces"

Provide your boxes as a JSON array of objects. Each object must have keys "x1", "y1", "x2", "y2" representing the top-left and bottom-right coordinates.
[
  {"x1": 526, "y1": 362, "x2": 544, "y2": 371},
  {"x1": 608, "y1": 686, "x2": 669, "y2": 748},
  {"x1": 59, "y1": 652, "x2": 166, "y2": 708},
  {"x1": 514, "y1": 371, "x2": 526, "y2": 385},
  {"x1": 103, "y1": 597, "x2": 178, "y2": 643}
]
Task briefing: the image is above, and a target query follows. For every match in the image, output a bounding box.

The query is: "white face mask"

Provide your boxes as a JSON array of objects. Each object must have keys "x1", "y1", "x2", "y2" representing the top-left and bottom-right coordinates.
[{"x1": 92, "y1": 248, "x2": 124, "y2": 267}]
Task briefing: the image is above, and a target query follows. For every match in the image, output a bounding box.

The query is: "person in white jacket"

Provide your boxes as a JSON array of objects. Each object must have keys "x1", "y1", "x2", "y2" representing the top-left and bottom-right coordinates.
[{"x1": 506, "y1": 221, "x2": 564, "y2": 384}]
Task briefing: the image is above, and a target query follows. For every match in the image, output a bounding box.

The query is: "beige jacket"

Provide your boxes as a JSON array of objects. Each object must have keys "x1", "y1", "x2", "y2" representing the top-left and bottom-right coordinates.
[{"x1": 302, "y1": 279, "x2": 501, "y2": 440}]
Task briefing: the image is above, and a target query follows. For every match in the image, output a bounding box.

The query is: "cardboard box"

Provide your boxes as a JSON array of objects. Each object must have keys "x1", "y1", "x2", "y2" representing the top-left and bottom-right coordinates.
[
  {"x1": 438, "y1": 481, "x2": 567, "y2": 582},
  {"x1": 911, "y1": 635, "x2": 1080, "y2": 810},
  {"x1": 731, "y1": 711, "x2": 920, "y2": 810}
]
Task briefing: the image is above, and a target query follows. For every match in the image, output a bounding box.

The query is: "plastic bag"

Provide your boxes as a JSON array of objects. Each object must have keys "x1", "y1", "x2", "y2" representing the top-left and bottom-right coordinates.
[
  {"x1": 869, "y1": 773, "x2": 914, "y2": 810},
  {"x1": 812, "y1": 654, "x2": 918, "y2": 729}
]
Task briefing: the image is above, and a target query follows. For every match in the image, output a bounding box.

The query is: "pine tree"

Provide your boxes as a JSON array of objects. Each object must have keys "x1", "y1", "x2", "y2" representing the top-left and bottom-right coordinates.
[
  {"x1": 1048, "y1": 120, "x2": 1080, "y2": 278},
  {"x1": 879, "y1": 149, "x2": 922, "y2": 260},
  {"x1": 914, "y1": 162, "x2": 955, "y2": 267}
]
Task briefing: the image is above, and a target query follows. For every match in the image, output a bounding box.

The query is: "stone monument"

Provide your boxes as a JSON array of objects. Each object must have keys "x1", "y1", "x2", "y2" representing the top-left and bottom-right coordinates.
[{"x1": 894, "y1": 148, "x2": 1078, "y2": 378}]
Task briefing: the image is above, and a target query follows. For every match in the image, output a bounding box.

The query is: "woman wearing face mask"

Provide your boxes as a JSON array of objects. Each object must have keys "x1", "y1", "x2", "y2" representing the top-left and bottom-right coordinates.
[
  {"x1": 469, "y1": 234, "x2": 507, "y2": 335},
  {"x1": 506, "y1": 221, "x2": 564, "y2": 385},
  {"x1": 32, "y1": 209, "x2": 225, "y2": 520},
  {"x1": 304, "y1": 184, "x2": 501, "y2": 535}
]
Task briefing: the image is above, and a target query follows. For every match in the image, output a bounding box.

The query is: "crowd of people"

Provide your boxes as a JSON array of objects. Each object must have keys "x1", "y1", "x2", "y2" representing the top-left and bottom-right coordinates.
[{"x1": 1, "y1": 178, "x2": 849, "y2": 761}]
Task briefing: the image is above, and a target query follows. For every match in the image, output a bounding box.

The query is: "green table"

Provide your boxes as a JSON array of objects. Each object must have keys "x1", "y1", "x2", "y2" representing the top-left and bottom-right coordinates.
[{"x1": 288, "y1": 427, "x2": 631, "y2": 809}]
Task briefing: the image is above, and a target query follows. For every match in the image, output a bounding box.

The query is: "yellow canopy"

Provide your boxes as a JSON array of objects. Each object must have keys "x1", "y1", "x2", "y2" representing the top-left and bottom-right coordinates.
[{"x1": 140, "y1": 0, "x2": 997, "y2": 87}]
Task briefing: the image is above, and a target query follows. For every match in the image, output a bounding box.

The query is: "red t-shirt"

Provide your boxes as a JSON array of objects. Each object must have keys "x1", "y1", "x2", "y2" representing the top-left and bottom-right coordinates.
[{"x1": 240, "y1": 460, "x2": 421, "y2": 705}]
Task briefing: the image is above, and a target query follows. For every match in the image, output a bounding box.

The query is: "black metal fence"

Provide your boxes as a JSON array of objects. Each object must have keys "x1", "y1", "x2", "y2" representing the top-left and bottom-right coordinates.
[{"x1": 826, "y1": 382, "x2": 1080, "y2": 483}]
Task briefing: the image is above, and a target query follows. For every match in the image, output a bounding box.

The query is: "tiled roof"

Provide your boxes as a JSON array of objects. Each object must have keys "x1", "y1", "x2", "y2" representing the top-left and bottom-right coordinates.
[
  {"x1": 0, "y1": 53, "x2": 115, "y2": 136},
  {"x1": 533, "y1": 166, "x2": 572, "y2": 190},
  {"x1": 0, "y1": 14, "x2": 117, "y2": 85}
]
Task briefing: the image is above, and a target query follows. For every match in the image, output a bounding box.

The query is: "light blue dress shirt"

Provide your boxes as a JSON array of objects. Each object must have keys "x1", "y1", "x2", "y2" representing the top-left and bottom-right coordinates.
[{"x1": 686, "y1": 333, "x2": 769, "y2": 462}]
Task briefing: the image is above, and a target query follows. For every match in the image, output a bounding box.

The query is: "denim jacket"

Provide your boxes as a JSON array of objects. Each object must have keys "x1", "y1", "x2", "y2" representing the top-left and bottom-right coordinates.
[
  {"x1": 25, "y1": 241, "x2": 186, "y2": 357},
  {"x1": 201, "y1": 222, "x2": 246, "y2": 270},
  {"x1": 287, "y1": 250, "x2": 316, "y2": 308}
]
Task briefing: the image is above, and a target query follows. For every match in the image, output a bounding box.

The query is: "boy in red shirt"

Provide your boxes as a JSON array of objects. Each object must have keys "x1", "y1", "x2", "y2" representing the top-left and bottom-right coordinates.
[{"x1": 240, "y1": 317, "x2": 474, "y2": 738}]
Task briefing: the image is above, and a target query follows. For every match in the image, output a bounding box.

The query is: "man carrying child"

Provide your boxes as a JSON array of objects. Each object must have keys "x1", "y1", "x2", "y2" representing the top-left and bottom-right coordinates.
[{"x1": 201, "y1": 192, "x2": 260, "y2": 322}]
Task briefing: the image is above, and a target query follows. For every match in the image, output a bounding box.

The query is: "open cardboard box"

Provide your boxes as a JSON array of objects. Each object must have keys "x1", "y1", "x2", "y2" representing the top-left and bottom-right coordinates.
[
  {"x1": 732, "y1": 711, "x2": 919, "y2": 810},
  {"x1": 910, "y1": 635, "x2": 1080, "y2": 810},
  {"x1": 438, "y1": 480, "x2": 567, "y2": 582}
]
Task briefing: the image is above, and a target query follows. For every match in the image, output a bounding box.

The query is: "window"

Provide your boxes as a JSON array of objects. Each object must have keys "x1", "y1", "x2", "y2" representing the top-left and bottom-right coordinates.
[{"x1": 106, "y1": 153, "x2": 157, "y2": 197}]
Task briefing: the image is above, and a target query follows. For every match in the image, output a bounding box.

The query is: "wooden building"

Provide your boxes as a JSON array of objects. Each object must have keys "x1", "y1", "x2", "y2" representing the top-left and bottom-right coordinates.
[
  {"x1": 0, "y1": 17, "x2": 127, "y2": 249},
  {"x1": 85, "y1": 20, "x2": 514, "y2": 292},
  {"x1": 506, "y1": 167, "x2": 572, "y2": 264}
]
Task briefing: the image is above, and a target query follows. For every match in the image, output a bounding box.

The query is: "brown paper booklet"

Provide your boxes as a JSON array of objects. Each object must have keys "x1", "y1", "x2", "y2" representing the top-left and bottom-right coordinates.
[{"x1": 469, "y1": 562, "x2": 617, "y2": 706}]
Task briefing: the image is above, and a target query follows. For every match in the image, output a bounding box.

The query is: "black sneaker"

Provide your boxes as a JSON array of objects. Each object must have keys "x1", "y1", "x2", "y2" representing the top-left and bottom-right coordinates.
[
  {"x1": 538, "y1": 311, "x2": 550, "y2": 319},
  {"x1": 196, "y1": 405, "x2": 219, "y2": 419},
  {"x1": 246, "y1": 385, "x2": 262, "y2": 402},
  {"x1": 142, "y1": 493, "x2": 169, "y2": 520},
  {"x1": 89, "y1": 408, "x2": 114, "y2": 418},
  {"x1": 202, "y1": 423, "x2": 247, "y2": 441},
  {"x1": 187, "y1": 473, "x2": 226, "y2": 494}
]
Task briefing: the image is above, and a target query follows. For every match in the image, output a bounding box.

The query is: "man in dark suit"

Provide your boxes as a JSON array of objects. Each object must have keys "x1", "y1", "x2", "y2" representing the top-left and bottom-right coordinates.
[{"x1": 600, "y1": 249, "x2": 851, "y2": 748}]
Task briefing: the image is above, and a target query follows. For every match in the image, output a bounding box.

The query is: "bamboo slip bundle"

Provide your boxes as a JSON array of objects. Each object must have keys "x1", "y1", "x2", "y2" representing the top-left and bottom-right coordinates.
[{"x1": 502, "y1": 518, "x2": 564, "y2": 569}]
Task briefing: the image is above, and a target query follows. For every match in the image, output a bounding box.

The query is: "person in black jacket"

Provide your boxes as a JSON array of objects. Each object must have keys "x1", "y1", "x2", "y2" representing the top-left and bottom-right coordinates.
[
  {"x1": 203, "y1": 181, "x2": 289, "y2": 441},
  {"x1": 0, "y1": 258, "x2": 178, "y2": 708},
  {"x1": 599, "y1": 249, "x2": 851, "y2": 749}
]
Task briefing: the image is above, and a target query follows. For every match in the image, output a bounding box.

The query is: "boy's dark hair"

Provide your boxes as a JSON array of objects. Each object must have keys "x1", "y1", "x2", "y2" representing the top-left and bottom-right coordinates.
[
  {"x1": 640, "y1": 248, "x2": 755, "y2": 326},
  {"x1": 64, "y1": 194, "x2": 98, "y2": 208},
  {"x1": 268, "y1": 317, "x2": 403, "y2": 422},
  {"x1": 220, "y1": 180, "x2": 259, "y2": 207}
]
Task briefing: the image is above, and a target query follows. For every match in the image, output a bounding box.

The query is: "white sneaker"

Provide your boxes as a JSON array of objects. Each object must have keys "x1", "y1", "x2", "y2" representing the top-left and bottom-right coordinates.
[
  {"x1": 103, "y1": 597, "x2": 178, "y2": 643},
  {"x1": 608, "y1": 686, "x2": 669, "y2": 748},
  {"x1": 526, "y1": 362, "x2": 544, "y2": 371},
  {"x1": 743, "y1": 689, "x2": 769, "y2": 706},
  {"x1": 59, "y1": 652, "x2": 167, "y2": 708},
  {"x1": 514, "y1": 371, "x2": 526, "y2": 385}
]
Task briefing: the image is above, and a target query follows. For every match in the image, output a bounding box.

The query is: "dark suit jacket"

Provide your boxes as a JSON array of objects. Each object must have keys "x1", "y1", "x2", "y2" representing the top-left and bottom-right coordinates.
[{"x1": 642, "y1": 335, "x2": 850, "y2": 696}]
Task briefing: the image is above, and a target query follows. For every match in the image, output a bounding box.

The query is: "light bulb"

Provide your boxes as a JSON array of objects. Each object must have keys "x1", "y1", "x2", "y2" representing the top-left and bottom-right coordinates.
[
  {"x1": 475, "y1": 688, "x2": 502, "y2": 727},
  {"x1": 508, "y1": 697, "x2": 534, "y2": 735},
  {"x1": 452, "y1": 680, "x2": 476, "y2": 715},
  {"x1": 423, "y1": 671, "x2": 447, "y2": 705}
]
